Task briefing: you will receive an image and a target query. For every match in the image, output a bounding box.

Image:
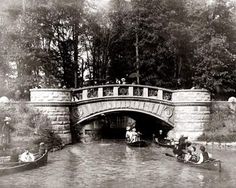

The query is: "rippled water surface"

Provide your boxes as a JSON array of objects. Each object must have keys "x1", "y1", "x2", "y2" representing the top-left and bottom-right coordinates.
[{"x1": 0, "y1": 140, "x2": 236, "y2": 188}]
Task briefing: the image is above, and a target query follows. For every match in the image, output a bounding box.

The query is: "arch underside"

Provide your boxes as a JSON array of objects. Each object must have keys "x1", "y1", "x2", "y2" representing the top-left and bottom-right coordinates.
[{"x1": 76, "y1": 108, "x2": 174, "y2": 128}]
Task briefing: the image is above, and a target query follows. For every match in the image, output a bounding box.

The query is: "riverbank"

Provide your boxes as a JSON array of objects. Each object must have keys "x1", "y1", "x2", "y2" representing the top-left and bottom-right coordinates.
[
  {"x1": 196, "y1": 101, "x2": 236, "y2": 144},
  {"x1": 194, "y1": 141, "x2": 236, "y2": 150}
]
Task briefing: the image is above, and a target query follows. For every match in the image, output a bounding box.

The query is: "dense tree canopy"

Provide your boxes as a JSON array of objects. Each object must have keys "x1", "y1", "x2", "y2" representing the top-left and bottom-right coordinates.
[{"x1": 0, "y1": 0, "x2": 235, "y2": 100}]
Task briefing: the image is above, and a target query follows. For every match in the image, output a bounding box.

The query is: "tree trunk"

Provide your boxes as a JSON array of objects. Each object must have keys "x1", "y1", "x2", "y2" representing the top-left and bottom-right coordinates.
[
  {"x1": 73, "y1": 24, "x2": 79, "y2": 88},
  {"x1": 135, "y1": 32, "x2": 140, "y2": 84}
]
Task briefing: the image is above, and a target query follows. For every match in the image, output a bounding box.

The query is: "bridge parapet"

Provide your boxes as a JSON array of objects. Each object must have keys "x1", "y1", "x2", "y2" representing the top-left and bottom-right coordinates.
[
  {"x1": 72, "y1": 84, "x2": 174, "y2": 101},
  {"x1": 172, "y1": 89, "x2": 211, "y2": 102}
]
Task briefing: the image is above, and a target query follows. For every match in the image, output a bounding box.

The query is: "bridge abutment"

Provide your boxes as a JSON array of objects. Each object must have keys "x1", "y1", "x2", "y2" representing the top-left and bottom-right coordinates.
[
  {"x1": 171, "y1": 89, "x2": 211, "y2": 141},
  {"x1": 30, "y1": 89, "x2": 72, "y2": 145}
]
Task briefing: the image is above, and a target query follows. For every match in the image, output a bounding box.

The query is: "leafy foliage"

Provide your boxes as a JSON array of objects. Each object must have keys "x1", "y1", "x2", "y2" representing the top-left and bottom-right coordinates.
[
  {"x1": 198, "y1": 102, "x2": 236, "y2": 142},
  {"x1": 0, "y1": 0, "x2": 235, "y2": 99},
  {"x1": 0, "y1": 102, "x2": 62, "y2": 151}
]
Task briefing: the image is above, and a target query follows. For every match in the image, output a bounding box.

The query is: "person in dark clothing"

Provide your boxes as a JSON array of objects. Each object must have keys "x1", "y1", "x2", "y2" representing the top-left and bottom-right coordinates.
[
  {"x1": 173, "y1": 135, "x2": 191, "y2": 159},
  {"x1": 178, "y1": 135, "x2": 187, "y2": 146},
  {"x1": 10, "y1": 148, "x2": 20, "y2": 162}
]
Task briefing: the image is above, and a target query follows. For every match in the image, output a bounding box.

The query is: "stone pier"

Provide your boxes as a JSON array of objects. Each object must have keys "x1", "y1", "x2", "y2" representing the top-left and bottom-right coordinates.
[
  {"x1": 30, "y1": 89, "x2": 72, "y2": 145},
  {"x1": 172, "y1": 89, "x2": 211, "y2": 141}
]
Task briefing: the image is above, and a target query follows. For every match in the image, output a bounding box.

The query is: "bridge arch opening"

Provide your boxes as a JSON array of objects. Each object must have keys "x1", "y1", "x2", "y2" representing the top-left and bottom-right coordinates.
[{"x1": 73, "y1": 110, "x2": 173, "y2": 143}]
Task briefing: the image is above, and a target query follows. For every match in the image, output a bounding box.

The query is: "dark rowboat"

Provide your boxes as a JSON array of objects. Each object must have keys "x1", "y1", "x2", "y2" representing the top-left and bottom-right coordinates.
[
  {"x1": 127, "y1": 140, "x2": 150, "y2": 147},
  {"x1": 177, "y1": 157, "x2": 222, "y2": 172},
  {"x1": 0, "y1": 150, "x2": 48, "y2": 176},
  {"x1": 155, "y1": 139, "x2": 175, "y2": 148}
]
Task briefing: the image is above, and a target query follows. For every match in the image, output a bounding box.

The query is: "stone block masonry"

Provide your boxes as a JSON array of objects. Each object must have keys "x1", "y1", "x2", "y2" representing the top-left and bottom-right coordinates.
[
  {"x1": 30, "y1": 89, "x2": 72, "y2": 145},
  {"x1": 171, "y1": 89, "x2": 211, "y2": 141},
  {"x1": 30, "y1": 89, "x2": 72, "y2": 102}
]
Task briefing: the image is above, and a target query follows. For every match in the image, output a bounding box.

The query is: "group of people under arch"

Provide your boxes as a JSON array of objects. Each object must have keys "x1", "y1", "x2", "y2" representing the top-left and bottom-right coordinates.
[{"x1": 125, "y1": 126, "x2": 142, "y2": 143}]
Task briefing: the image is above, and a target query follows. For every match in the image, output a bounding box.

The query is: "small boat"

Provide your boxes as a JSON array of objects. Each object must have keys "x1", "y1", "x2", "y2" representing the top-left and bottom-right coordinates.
[
  {"x1": 177, "y1": 157, "x2": 222, "y2": 172},
  {"x1": 0, "y1": 150, "x2": 48, "y2": 176},
  {"x1": 127, "y1": 140, "x2": 150, "y2": 147},
  {"x1": 155, "y1": 139, "x2": 175, "y2": 148}
]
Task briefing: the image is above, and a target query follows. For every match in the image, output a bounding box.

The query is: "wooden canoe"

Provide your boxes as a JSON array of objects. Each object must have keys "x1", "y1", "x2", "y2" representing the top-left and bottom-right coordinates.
[
  {"x1": 127, "y1": 140, "x2": 150, "y2": 147},
  {"x1": 177, "y1": 157, "x2": 222, "y2": 172},
  {"x1": 0, "y1": 150, "x2": 48, "y2": 176}
]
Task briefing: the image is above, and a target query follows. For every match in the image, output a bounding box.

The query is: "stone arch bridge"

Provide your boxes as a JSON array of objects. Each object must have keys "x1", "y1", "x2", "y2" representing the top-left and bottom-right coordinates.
[{"x1": 30, "y1": 84, "x2": 211, "y2": 145}]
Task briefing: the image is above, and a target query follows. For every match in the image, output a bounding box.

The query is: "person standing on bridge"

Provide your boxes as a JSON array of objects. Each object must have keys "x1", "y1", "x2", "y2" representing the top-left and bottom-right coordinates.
[{"x1": 121, "y1": 78, "x2": 126, "y2": 84}]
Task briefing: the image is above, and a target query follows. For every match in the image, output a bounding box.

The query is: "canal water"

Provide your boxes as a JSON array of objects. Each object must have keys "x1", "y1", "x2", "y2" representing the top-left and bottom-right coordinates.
[{"x1": 0, "y1": 140, "x2": 236, "y2": 188}]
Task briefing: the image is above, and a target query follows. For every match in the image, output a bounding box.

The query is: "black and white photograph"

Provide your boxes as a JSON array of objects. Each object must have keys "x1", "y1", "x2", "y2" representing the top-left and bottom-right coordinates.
[{"x1": 0, "y1": 0, "x2": 236, "y2": 187}]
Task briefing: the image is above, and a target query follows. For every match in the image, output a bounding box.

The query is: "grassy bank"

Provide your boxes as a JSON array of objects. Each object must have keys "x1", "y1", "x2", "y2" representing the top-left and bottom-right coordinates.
[
  {"x1": 0, "y1": 102, "x2": 62, "y2": 158},
  {"x1": 198, "y1": 101, "x2": 236, "y2": 143}
]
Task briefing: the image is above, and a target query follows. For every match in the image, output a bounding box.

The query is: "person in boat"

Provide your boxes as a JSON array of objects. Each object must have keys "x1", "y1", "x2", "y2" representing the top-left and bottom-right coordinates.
[
  {"x1": 184, "y1": 146, "x2": 199, "y2": 163},
  {"x1": 10, "y1": 147, "x2": 21, "y2": 162},
  {"x1": 196, "y1": 145, "x2": 211, "y2": 164},
  {"x1": 125, "y1": 126, "x2": 132, "y2": 143},
  {"x1": 178, "y1": 135, "x2": 188, "y2": 146},
  {"x1": 173, "y1": 135, "x2": 191, "y2": 159},
  {"x1": 39, "y1": 142, "x2": 46, "y2": 156},
  {"x1": 155, "y1": 129, "x2": 176, "y2": 146},
  {"x1": 19, "y1": 150, "x2": 35, "y2": 162},
  {"x1": 130, "y1": 128, "x2": 141, "y2": 143},
  {"x1": 155, "y1": 130, "x2": 166, "y2": 143}
]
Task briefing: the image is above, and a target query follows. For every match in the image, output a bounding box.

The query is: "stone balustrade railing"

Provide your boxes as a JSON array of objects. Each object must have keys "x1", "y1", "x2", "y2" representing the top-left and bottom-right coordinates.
[{"x1": 71, "y1": 84, "x2": 173, "y2": 101}]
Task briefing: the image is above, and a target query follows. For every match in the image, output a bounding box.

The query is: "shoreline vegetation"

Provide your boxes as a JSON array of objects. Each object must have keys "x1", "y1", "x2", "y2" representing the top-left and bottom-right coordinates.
[
  {"x1": 0, "y1": 102, "x2": 63, "y2": 162},
  {"x1": 195, "y1": 141, "x2": 236, "y2": 149},
  {"x1": 197, "y1": 101, "x2": 236, "y2": 144}
]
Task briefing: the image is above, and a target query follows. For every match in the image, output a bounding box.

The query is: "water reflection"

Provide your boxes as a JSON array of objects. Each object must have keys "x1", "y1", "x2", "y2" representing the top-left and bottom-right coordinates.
[{"x1": 0, "y1": 140, "x2": 236, "y2": 188}]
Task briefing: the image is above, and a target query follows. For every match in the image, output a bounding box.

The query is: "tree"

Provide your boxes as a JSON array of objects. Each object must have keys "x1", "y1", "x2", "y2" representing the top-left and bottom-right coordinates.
[
  {"x1": 6, "y1": 0, "x2": 85, "y2": 90},
  {"x1": 191, "y1": 0, "x2": 236, "y2": 99},
  {"x1": 1, "y1": 0, "x2": 236, "y2": 100}
]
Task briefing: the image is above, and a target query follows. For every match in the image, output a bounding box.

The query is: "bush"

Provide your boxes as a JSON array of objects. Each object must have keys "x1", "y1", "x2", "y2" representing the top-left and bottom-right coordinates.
[
  {"x1": 198, "y1": 102, "x2": 236, "y2": 142},
  {"x1": 0, "y1": 102, "x2": 62, "y2": 153}
]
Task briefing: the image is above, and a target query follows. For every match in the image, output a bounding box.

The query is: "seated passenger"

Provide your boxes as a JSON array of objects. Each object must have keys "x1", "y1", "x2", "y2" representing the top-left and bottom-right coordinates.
[
  {"x1": 173, "y1": 144, "x2": 181, "y2": 157},
  {"x1": 184, "y1": 150, "x2": 192, "y2": 162},
  {"x1": 19, "y1": 150, "x2": 35, "y2": 162},
  {"x1": 196, "y1": 145, "x2": 211, "y2": 164},
  {"x1": 185, "y1": 146, "x2": 199, "y2": 163},
  {"x1": 125, "y1": 126, "x2": 132, "y2": 143},
  {"x1": 156, "y1": 130, "x2": 171, "y2": 144},
  {"x1": 130, "y1": 128, "x2": 140, "y2": 143}
]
